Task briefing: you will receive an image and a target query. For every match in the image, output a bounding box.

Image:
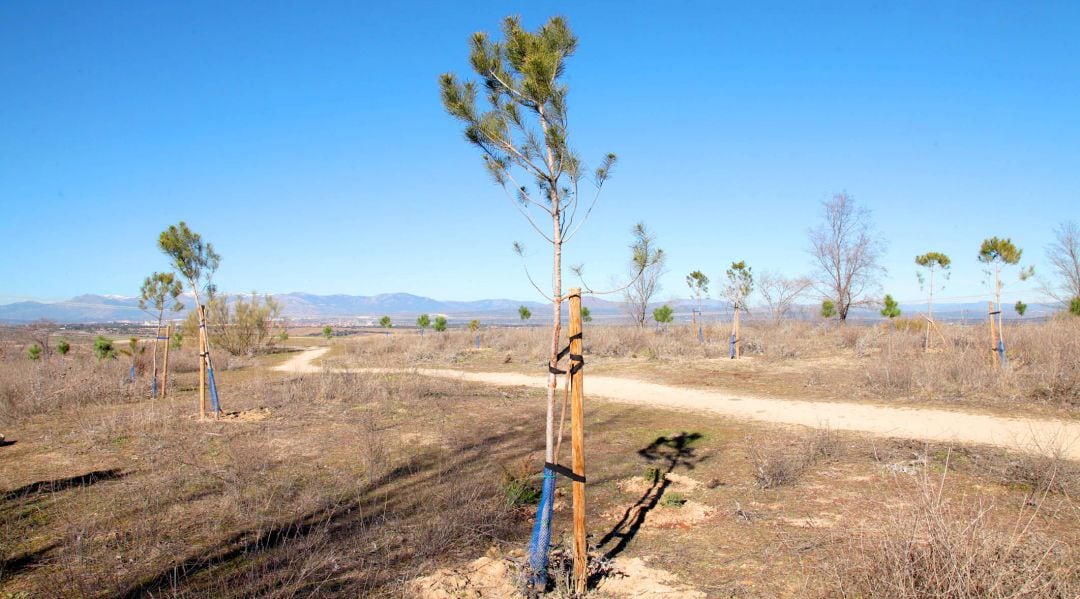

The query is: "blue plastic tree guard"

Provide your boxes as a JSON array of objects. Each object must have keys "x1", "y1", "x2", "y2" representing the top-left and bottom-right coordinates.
[
  {"x1": 526, "y1": 466, "x2": 557, "y2": 589},
  {"x1": 207, "y1": 365, "x2": 221, "y2": 414}
]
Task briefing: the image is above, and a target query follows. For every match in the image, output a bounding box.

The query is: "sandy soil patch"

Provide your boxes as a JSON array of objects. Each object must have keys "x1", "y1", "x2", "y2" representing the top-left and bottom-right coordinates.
[{"x1": 412, "y1": 552, "x2": 706, "y2": 599}]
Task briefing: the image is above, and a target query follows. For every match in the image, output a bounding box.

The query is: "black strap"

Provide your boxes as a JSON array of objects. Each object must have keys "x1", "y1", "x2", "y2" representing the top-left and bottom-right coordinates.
[
  {"x1": 989, "y1": 311, "x2": 1001, "y2": 315},
  {"x1": 545, "y1": 462, "x2": 586, "y2": 483},
  {"x1": 551, "y1": 334, "x2": 586, "y2": 375}
]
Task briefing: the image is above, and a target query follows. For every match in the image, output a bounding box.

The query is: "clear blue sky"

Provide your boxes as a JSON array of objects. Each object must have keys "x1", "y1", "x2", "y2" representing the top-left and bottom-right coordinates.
[{"x1": 2, "y1": 1, "x2": 1077, "y2": 307}]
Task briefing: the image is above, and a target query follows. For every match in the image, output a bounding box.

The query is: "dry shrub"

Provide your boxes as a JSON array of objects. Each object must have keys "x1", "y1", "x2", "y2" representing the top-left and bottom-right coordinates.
[
  {"x1": 0, "y1": 355, "x2": 138, "y2": 424},
  {"x1": 862, "y1": 317, "x2": 1080, "y2": 406},
  {"x1": 972, "y1": 436, "x2": 1080, "y2": 496},
  {"x1": 823, "y1": 475, "x2": 1079, "y2": 598},
  {"x1": 745, "y1": 428, "x2": 844, "y2": 489}
]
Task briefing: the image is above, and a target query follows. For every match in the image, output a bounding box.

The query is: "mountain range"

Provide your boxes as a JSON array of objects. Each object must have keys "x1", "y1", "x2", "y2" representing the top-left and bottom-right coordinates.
[
  {"x1": 0, "y1": 292, "x2": 1059, "y2": 325},
  {"x1": 0, "y1": 292, "x2": 616, "y2": 324}
]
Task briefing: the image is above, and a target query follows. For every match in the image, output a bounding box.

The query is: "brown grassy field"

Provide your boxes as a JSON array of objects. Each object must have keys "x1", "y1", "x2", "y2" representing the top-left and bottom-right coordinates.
[
  {"x1": 333, "y1": 317, "x2": 1080, "y2": 416},
  {"x1": 1, "y1": 321, "x2": 1078, "y2": 597}
]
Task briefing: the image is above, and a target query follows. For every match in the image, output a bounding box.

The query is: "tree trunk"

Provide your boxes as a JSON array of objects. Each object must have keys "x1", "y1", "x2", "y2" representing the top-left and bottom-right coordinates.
[
  {"x1": 546, "y1": 210, "x2": 562, "y2": 464},
  {"x1": 152, "y1": 312, "x2": 162, "y2": 396},
  {"x1": 925, "y1": 268, "x2": 934, "y2": 351}
]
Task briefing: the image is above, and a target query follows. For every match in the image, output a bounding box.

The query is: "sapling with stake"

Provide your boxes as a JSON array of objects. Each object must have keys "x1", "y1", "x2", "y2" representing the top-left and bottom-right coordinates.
[
  {"x1": 978, "y1": 237, "x2": 1034, "y2": 365},
  {"x1": 723, "y1": 261, "x2": 753, "y2": 358},
  {"x1": 139, "y1": 271, "x2": 183, "y2": 397},
  {"x1": 441, "y1": 15, "x2": 617, "y2": 590},
  {"x1": 686, "y1": 270, "x2": 709, "y2": 340},
  {"x1": 158, "y1": 221, "x2": 221, "y2": 417}
]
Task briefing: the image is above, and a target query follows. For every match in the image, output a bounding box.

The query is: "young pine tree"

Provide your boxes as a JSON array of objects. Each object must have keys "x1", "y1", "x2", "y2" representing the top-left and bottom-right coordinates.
[
  {"x1": 140, "y1": 271, "x2": 184, "y2": 396},
  {"x1": 440, "y1": 16, "x2": 617, "y2": 585}
]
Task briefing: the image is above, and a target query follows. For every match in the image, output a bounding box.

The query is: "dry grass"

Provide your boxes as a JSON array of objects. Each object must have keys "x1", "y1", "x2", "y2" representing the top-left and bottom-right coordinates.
[
  {"x1": 0, "y1": 355, "x2": 138, "y2": 425},
  {"x1": 338, "y1": 317, "x2": 1080, "y2": 410},
  {"x1": 3, "y1": 326, "x2": 1079, "y2": 597},
  {"x1": 822, "y1": 470, "x2": 1079, "y2": 598},
  {"x1": 0, "y1": 369, "x2": 528, "y2": 597}
]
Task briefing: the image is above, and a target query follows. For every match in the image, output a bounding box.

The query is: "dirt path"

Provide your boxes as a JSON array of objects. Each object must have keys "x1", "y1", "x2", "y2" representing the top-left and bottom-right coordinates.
[{"x1": 276, "y1": 347, "x2": 1080, "y2": 460}]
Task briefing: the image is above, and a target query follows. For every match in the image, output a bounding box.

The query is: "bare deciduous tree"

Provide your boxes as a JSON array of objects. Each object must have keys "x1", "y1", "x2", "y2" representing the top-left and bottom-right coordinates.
[
  {"x1": 1042, "y1": 221, "x2": 1080, "y2": 306},
  {"x1": 808, "y1": 192, "x2": 886, "y2": 321},
  {"x1": 24, "y1": 320, "x2": 59, "y2": 360},
  {"x1": 758, "y1": 271, "x2": 811, "y2": 325},
  {"x1": 623, "y1": 222, "x2": 665, "y2": 327}
]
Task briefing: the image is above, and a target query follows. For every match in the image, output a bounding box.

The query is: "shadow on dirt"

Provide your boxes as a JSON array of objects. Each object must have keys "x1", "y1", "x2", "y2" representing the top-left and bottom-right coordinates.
[
  {"x1": 1, "y1": 468, "x2": 127, "y2": 502},
  {"x1": 594, "y1": 432, "x2": 704, "y2": 562}
]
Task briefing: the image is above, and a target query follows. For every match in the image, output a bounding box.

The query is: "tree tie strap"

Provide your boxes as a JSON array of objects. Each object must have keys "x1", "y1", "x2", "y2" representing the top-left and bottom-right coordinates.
[{"x1": 545, "y1": 462, "x2": 586, "y2": 483}]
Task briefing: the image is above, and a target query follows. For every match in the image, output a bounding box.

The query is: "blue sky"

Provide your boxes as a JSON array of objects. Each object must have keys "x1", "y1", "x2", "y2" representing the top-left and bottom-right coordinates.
[{"x1": 2, "y1": 1, "x2": 1077, "y2": 307}]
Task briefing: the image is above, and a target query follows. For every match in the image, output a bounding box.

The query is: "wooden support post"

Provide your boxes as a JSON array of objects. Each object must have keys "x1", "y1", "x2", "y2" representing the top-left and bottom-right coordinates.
[
  {"x1": 567, "y1": 288, "x2": 587, "y2": 595},
  {"x1": 198, "y1": 305, "x2": 207, "y2": 419},
  {"x1": 162, "y1": 324, "x2": 172, "y2": 399},
  {"x1": 734, "y1": 307, "x2": 741, "y2": 359},
  {"x1": 988, "y1": 301, "x2": 998, "y2": 369}
]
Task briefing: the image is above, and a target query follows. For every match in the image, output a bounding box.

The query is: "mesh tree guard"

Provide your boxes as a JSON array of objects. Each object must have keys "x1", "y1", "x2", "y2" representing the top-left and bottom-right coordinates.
[{"x1": 526, "y1": 466, "x2": 557, "y2": 589}]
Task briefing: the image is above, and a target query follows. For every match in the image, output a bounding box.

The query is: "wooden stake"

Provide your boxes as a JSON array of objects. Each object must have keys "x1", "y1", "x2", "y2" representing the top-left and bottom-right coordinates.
[
  {"x1": 198, "y1": 305, "x2": 207, "y2": 419},
  {"x1": 568, "y1": 288, "x2": 587, "y2": 595},
  {"x1": 988, "y1": 301, "x2": 998, "y2": 369},
  {"x1": 162, "y1": 324, "x2": 172, "y2": 399},
  {"x1": 734, "y1": 307, "x2": 741, "y2": 359}
]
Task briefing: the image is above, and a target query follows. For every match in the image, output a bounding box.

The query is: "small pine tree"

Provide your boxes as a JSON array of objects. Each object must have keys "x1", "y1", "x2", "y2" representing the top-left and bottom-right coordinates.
[
  {"x1": 94, "y1": 336, "x2": 116, "y2": 360},
  {"x1": 416, "y1": 314, "x2": 431, "y2": 335},
  {"x1": 379, "y1": 315, "x2": 392, "y2": 329},
  {"x1": 881, "y1": 294, "x2": 901, "y2": 334},
  {"x1": 653, "y1": 304, "x2": 674, "y2": 332},
  {"x1": 1014, "y1": 301, "x2": 1027, "y2": 317},
  {"x1": 1069, "y1": 296, "x2": 1080, "y2": 316},
  {"x1": 322, "y1": 325, "x2": 333, "y2": 340},
  {"x1": 56, "y1": 340, "x2": 70, "y2": 356},
  {"x1": 468, "y1": 319, "x2": 481, "y2": 333},
  {"x1": 170, "y1": 332, "x2": 183, "y2": 350},
  {"x1": 518, "y1": 306, "x2": 531, "y2": 322},
  {"x1": 821, "y1": 300, "x2": 837, "y2": 320},
  {"x1": 28, "y1": 344, "x2": 42, "y2": 360},
  {"x1": 881, "y1": 294, "x2": 901, "y2": 319},
  {"x1": 433, "y1": 315, "x2": 448, "y2": 333},
  {"x1": 581, "y1": 306, "x2": 592, "y2": 323}
]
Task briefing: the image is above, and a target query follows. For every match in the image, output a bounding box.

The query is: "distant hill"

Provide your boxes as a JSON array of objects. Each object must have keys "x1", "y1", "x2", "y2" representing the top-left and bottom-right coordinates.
[
  {"x1": 0, "y1": 292, "x2": 1059, "y2": 325},
  {"x1": 0, "y1": 292, "x2": 621, "y2": 324}
]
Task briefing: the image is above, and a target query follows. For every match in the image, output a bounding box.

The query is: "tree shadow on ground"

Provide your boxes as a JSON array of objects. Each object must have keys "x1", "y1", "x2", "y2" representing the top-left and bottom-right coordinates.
[
  {"x1": 1, "y1": 468, "x2": 126, "y2": 502},
  {"x1": 1, "y1": 542, "x2": 60, "y2": 579},
  {"x1": 593, "y1": 432, "x2": 704, "y2": 564}
]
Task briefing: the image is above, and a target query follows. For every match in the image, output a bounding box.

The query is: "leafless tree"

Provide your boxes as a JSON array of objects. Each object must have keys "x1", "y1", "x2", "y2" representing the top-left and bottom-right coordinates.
[
  {"x1": 1041, "y1": 221, "x2": 1080, "y2": 305},
  {"x1": 808, "y1": 192, "x2": 886, "y2": 321},
  {"x1": 25, "y1": 320, "x2": 59, "y2": 359},
  {"x1": 758, "y1": 271, "x2": 812, "y2": 325},
  {"x1": 622, "y1": 222, "x2": 666, "y2": 327}
]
